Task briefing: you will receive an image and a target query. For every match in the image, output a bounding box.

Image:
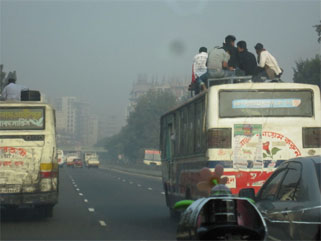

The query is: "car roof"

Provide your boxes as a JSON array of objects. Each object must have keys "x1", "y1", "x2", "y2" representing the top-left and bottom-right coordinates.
[{"x1": 287, "y1": 155, "x2": 321, "y2": 164}]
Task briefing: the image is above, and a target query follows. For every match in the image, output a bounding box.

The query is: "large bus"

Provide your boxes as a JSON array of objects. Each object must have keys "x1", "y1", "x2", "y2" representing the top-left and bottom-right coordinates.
[
  {"x1": 160, "y1": 79, "x2": 321, "y2": 215},
  {"x1": 0, "y1": 101, "x2": 58, "y2": 217},
  {"x1": 143, "y1": 149, "x2": 161, "y2": 166}
]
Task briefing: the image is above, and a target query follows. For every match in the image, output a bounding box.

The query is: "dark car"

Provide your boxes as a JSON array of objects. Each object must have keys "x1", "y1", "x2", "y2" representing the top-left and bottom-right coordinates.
[
  {"x1": 239, "y1": 155, "x2": 321, "y2": 240},
  {"x1": 73, "y1": 159, "x2": 83, "y2": 168}
]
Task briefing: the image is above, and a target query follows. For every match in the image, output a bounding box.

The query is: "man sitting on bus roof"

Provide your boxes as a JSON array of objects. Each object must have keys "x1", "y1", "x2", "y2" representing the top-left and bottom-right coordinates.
[
  {"x1": 193, "y1": 47, "x2": 208, "y2": 93},
  {"x1": 1, "y1": 78, "x2": 28, "y2": 101},
  {"x1": 207, "y1": 44, "x2": 235, "y2": 79},
  {"x1": 237, "y1": 40, "x2": 258, "y2": 76},
  {"x1": 224, "y1": 35, "x2": 239, "y2": 70},
  {"x1": 254, "y1": 43, "x2": 283, "y2": 80}
]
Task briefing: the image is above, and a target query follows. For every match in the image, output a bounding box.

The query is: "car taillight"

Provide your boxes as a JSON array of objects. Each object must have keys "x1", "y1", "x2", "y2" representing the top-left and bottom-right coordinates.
[
  {"x1": 208, "y1": 128, "x2": 232, "y2": 148},
  {"x1": 303, "y1": 127, "x2": 321, "y2": 148}
]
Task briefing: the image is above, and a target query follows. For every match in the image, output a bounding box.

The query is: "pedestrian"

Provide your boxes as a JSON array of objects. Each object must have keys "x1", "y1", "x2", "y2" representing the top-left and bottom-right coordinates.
[
  {"x1": 207, "y1": 45, "x2": 234, "y2": 79},
  {"x1": 254, "y1": 43, "x2": 282, "y2": 80},
  {"x1": 193, "y1": 47, "x2": 208, "y2": 93},
  {"x1": 236, "y1": 40, "x2": 258, "y2": 76},
  {"x1": 224, "y1": 35, "x2": 239, "y2": 70},
  {"x1": 1, "y1": 78, "x2": 28, "y2": 101}
]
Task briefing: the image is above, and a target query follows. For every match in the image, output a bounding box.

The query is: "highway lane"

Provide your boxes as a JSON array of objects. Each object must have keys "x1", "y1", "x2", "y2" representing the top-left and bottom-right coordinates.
[
  {"x1": 64, "y1": 166, "x2": 177, "y2": 240},
  {"x1": 0, "y1": 166, "x2": 177, "y2": 240},
  {"x1": 0, "y1": 167, "x2": 109, "y2": 240}
]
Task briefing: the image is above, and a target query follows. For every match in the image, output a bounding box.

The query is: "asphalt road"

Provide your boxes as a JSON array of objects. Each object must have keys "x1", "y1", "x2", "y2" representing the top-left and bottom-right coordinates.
[{"x1": 0, "y1": 166, "x2": 177, "y2": 240}]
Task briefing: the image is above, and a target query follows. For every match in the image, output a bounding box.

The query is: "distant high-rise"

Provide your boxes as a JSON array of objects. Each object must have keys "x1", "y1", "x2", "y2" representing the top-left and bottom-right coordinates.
[
  {"x1": 127, "y1": 75, "x2": 189, "y2": 116},
  {"x1": 50, "y1": 96, "x2": 99, "y2": 147}
]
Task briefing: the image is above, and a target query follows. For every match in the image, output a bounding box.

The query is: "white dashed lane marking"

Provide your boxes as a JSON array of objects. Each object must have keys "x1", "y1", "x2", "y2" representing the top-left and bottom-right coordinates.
[
  {"x1": 129, "y1": 181, "x2": 133, "y2": 185},
  {"x1": 148, "y1": 187, "x2": 153, "y2": 191},
  {"x1": 137, "y1": 184, "x2": 142, "y2": 187},
  {"x1": 99, "y1": 220, "x2": 107, "y2": 227},
  {"x1": 161, "y1": 192, "x2": 165, "y2": 195},
  {"x1": 84, "y1": 199, "x2": 88, "y2": 203},
  {"x1": 79, "y1": 193, "x2": 84, "y2": 196},
  {"x1": 76, "y1": 188, "x2": 80, "y2": 191},
  {"x1": 88, "y1": 208, "x2": 95, "y2": 212}
]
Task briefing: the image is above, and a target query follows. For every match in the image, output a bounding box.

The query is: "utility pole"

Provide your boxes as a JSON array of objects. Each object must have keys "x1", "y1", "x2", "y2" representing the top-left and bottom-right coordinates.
[{"x1": 0, "y1": 64, "x2": 6, "y2": 93}]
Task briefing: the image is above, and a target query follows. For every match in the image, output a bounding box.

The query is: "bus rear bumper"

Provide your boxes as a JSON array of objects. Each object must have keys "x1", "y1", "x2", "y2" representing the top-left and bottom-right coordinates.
[{"x1": 0, "y1": 192, "x2": 58, "y2": 207}]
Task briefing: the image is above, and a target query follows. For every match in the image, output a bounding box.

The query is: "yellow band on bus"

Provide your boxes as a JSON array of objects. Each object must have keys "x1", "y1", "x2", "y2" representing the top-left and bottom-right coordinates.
[{"x1": 40, "y1": 163, "x2": 53, "y2": 171}]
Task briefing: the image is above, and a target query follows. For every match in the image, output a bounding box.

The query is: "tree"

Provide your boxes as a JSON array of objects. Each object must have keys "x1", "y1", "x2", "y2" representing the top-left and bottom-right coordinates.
[
  {"x1": 293, "y1": 55, "x2": 320, "y2": 90},
  {"x1": 314, "y1": 21, "x2": 321, "y2": 43},
  {"x1": 104, "y1": 89, "x2": 177, "y2": 163}
]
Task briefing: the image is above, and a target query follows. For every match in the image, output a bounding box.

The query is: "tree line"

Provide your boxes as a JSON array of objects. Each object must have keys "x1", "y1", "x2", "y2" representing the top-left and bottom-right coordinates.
[{"x1": 101, "y1": 89, "x2": 177, "y2": 163}]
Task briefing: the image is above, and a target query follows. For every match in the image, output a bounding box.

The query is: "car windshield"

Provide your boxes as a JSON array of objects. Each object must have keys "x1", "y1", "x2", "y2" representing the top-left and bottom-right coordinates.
[{"x1": 1, "y1": 1, "x2": 320, "y2": 241}]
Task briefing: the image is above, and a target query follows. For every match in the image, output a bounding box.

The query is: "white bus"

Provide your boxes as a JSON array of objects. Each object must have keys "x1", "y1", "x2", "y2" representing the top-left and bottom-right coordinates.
[
  {"x1": 143, "y1": 149, "x2": 161, "y2": 166},
  {"x1": 0, "y1": 101, "x2": 58, "y2": 217},
  {"x1": 160, "y1": 80, "x2": 321, "y2": 214}
]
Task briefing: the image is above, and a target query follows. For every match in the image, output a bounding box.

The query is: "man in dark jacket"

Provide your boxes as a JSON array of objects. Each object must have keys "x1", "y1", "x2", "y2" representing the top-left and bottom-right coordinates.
[
  {"x1": 224, "y1": 35, "x2": 239, "y2": 70},
  {"x1": 236, "y1": 41, "x2": 258, "y2": 76}
]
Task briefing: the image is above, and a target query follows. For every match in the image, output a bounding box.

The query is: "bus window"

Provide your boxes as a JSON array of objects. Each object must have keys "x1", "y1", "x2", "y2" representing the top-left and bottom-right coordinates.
[
  {"x1": 0, "y1": 107, "x2": 45, "y2": 130},
  {"x1": 219, "y1": 89, "x2": 313, "y2": 118}
]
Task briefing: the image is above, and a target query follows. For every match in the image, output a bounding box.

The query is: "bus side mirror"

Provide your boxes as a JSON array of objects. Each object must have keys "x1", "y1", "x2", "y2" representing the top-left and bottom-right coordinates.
[{"x1": 239, "y1": 188, "x2": 255, "y2": 200}]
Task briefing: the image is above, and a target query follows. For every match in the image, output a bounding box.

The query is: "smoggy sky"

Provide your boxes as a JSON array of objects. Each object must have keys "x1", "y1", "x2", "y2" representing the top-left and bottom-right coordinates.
[{"x1": 1, "y1": 0, "x2": 320, "y2": 122}]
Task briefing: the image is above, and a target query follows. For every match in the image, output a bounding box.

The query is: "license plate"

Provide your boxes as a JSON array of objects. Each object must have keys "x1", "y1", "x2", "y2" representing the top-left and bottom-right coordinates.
[{"x1": 0, "y1": 187, "x2": 20, "y2": 193}]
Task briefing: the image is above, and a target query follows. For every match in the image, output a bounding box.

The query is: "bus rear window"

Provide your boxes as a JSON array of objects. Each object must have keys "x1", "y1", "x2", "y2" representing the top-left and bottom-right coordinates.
[
  {"x1": 219, "y1": 90, "x2": 313, "y2": 118},
  {"x1": 0, "y1": 107, "x2": 45, "y2": 130}
]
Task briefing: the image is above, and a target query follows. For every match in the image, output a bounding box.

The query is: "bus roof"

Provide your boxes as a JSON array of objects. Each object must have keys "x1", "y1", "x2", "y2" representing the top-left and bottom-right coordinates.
[
  {"x1": 0, "y1": 101, "x2": 53, "y2": 107},
  {"x1": 161, "y1": 82, "x2": 320, "y2": 118}
]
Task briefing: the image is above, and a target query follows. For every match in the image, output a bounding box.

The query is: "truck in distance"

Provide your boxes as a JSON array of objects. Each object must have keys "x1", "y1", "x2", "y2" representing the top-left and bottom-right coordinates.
[{"x1": 84, "y1": 152, "x2": 100, "y2": 168}]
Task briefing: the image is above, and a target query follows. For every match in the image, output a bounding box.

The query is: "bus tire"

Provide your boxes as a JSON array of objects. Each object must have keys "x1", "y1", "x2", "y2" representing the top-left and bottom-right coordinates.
[
  {"x1": 169, "y1": 207, "x2": 180, "y2": 220},
  {"x1": 37, "y1": 205, "x2": 54, "y2": 218}
]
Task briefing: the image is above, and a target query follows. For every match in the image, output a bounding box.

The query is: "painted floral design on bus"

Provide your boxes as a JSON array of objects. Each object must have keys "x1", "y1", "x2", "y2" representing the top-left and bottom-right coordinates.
[{"x1": 262, "y1": 141, "x2": 281, "y2": 159}]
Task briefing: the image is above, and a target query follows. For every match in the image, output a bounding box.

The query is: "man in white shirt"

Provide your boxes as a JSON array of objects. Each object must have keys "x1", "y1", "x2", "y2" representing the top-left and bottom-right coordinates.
[
  {"x1": 254, "y1": 43, "x2": 282, "y2": 80},
  {"x1": 1, "y1": 78, "x2": 28, "y2": 101},
  {"x1": 193, "y1": 47, "x2": 208, "y2": 92}
]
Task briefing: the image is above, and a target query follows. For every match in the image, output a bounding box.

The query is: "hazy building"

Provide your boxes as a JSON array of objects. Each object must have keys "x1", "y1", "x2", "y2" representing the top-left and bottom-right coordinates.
[
  {"x1": 50, "y1": 96, "x2": 99, "y2": 147},
  {"x1": 127, "y1": 75, "x2": 189, "y2": 116},
  {"x1": 98, "y1": 115, "x2": 122, "y2": 141}
]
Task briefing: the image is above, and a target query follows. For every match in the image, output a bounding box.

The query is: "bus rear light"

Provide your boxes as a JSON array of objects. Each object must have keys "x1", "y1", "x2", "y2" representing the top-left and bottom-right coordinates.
[
  {"x1": 208, "y1": 128, "x2": 232, "y2": 148},
  {"x1": 303, "y1": 127, "x2": 321, "y2": 148},
  {"x1": 40, "y1": 163, "x2": 57, "y2": 178},
  {"x1": 40, "y1": 171, "x2": 57, "y2": 178}
]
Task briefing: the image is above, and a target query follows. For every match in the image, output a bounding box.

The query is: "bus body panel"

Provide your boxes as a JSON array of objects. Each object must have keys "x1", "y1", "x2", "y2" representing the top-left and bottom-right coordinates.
[
  {"x1": 0, "y1": 102, "x2": 58, "y2": 206},
  {"x1": 161, "y1": 83, "x2": 321, "y2": 209},
  {"x1": 207, "y1": 83, "x2": 321, "y2": 193}
]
